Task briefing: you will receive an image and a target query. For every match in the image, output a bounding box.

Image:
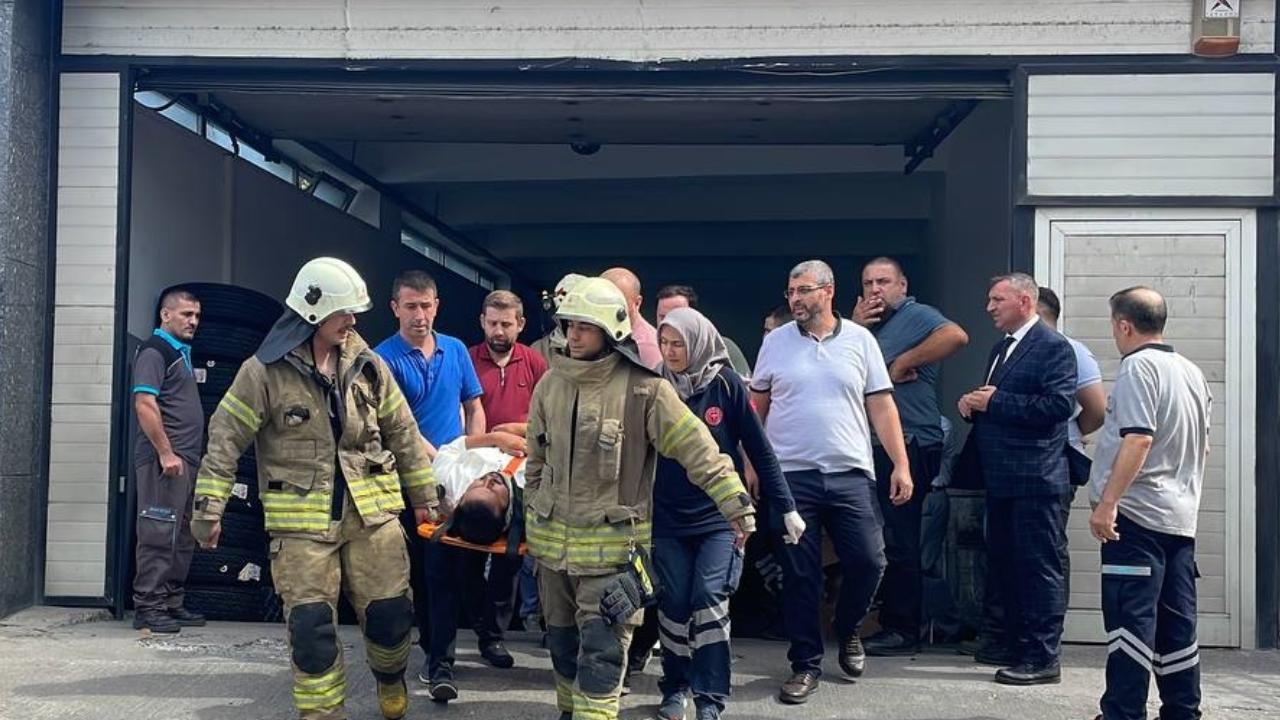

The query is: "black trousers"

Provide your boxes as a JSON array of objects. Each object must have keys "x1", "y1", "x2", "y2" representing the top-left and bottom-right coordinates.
[
  {"x1": 980, "y1": 487, "x2": 1075, "y2": 653},
  {"x1": 985, "y1": 493, "x2": 1066, "y2": 668},
  {"x1": 401, "y1": 510, "x2": 432, "y2": 654},
  {"x1": 1100, "y1": 514, "x2": 1201, "y2": 720},
  {"x1": 779, "y1": 469, "x2": 886, "y2": 675},
  {"x1": 872, "y1": 441, "x2": 941, "y2": 641},
  {"x1": 424, "y1": 542, "x2": 520, "y2": 681}
]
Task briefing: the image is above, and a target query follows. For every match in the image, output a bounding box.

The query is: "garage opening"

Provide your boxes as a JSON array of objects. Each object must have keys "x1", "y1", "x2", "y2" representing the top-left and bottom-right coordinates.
[{"x1": 118, "y1": 69, "x2": 1015, "y2": 623}]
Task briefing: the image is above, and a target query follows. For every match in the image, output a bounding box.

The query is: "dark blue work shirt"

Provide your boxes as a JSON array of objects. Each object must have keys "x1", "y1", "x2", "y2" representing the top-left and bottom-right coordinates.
[
  {"x1": 653, "y1": 366, "x2": 795, "y2": 538},
  {"x1": 869, "y1": 298, "x2": 952, "y2": 447},
  {"x1": 374, "y1": 331, "x2": 482, "y2": 448}
]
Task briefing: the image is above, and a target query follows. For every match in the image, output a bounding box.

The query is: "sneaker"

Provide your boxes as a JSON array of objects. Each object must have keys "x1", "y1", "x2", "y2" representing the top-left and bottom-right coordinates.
[
  {"x1": 167, "y1": 607, "x2": 207, "y2": 627},
  {"x1": 523, "y1": 613, "x2": 543, "y2": 632},
  {"x1": 694, "y1": 704, "x2": 721, "y2": 720},
  {"x1": 480, "y1": 640, "x2": 515, "y2": 669},
  {"x1": 132, "y1": 609, "x2": 181, "y2": 634},
  {"x1": 656, "y1": 691, "x2": 687, "y2": 720},
  {"x1": 838, "y1": 635, "x2": 866, "y2": 678},
  {"x1": 377, "y1": 679, "x2": 409, "y2": 719},
  {"x1": 428, "y1": 677, "x2": 459, "y2": 702}
]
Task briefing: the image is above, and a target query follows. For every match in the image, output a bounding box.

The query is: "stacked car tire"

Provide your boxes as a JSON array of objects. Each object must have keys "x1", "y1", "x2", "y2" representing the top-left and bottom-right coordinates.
[{"x1": 180, "y1": 283, "x2": 284, "y2": 623}]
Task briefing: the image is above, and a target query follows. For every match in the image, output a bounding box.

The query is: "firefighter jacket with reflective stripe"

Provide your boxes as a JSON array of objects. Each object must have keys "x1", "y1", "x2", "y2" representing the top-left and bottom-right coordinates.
[
  {"x1": 524, "y1": 351, "x2": 754, "y2": 576},
  {"x1": 193, "y1": 331, "x2": 436, "y2": 540}
]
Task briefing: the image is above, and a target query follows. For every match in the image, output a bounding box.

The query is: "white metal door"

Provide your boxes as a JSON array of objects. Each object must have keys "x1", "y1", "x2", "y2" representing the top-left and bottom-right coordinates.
[{"x1": 1034, "y1": 208, "x2": 1256, "y2": 649}]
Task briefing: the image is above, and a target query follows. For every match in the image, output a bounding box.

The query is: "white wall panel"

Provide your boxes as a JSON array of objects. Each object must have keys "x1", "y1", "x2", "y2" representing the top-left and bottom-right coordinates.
[
  {"x1": 1028, "y1": 73, "x2": 1276, "y2": 198},
  {"x1": 62, "y1": 0, "x2": 1275, "y2": 60},
  {"x1": 45, "y1": 73, "x2": 120, "y2": 599},
  {"x1": 1036, "y1": 208, "x2": 1257, "y2": 648}
]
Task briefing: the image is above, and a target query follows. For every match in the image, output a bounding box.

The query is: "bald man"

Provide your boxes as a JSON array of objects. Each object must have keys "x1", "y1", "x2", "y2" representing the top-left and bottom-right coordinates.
[{"x1": 602, "y1": 267, "x2": 662, "y2": 369}]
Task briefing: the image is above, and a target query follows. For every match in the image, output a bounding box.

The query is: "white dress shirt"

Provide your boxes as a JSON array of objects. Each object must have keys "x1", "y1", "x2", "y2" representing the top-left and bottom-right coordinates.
[{"x1": 988, "y1": 315, "x2": 1040, "y2": 382}]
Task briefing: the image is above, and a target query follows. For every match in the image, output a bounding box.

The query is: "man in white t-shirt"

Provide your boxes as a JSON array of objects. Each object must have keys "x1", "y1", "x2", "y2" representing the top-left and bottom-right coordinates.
[{"x1": 750, "y1": 259, "x2": 913, "y2": 705}]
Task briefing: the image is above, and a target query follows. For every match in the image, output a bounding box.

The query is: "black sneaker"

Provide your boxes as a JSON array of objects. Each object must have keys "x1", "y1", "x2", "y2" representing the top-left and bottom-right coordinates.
[
  {"x1": 862, "y1": 629, "x2": 919, "y2": 657},
  {"x1": 480, "y1": 640, "x2": 515, "y2": 669},
  {"x1": 167, "y1": 607, "x2": 207, "y2": 627},
  {"x1": 429, "y1": 677, "x2": 459, "y2": 702},
  {"x1": 133, "y1": 609, "x2": 181, "y2": 634},
  {"x1": 838, "y1": 635, "x2": 866, "y2": 678}
]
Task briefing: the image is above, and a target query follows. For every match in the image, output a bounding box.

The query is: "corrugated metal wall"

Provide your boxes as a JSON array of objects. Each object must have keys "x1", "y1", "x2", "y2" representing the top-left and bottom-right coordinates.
[
  {"x1": 45, "y1": 73, "x2": 120, "y2": 599},
  {"x1": 61, "y1": 0, "x2": 1275, "y2": 60},
  {"x1": 1027, "y1": 73, "x2": 1276, "y2": 198}
]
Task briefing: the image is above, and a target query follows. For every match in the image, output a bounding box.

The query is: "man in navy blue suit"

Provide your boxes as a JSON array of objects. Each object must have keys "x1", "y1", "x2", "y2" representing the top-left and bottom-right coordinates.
[{"x1": 958, "y1": 273, "x2": 1076, "y2": 686}]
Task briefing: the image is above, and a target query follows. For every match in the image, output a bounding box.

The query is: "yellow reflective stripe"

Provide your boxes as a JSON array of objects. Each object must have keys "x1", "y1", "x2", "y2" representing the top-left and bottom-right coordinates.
[
  {"x1": 378, "y1": 387, "x2": 405, "y2": 418},
  {"x1": 573, "y1": 690, "x2": 620, "y2": 720},
  {"x1": 195, "y1": 476, "x2": 233, "y2": 498},
  {"x1": 219, "y1": 392, "x2": 261, "y2": 431},
  {"x1": 703, "y1": 473, "x2": 744, "y2": 506},
  {"x1": 400, "y1": 467, "x2": 434, "y2": 488},
  {"x1": 293, "y1": 667, "x2": 345, "y2": 710},
  {"x1": 555, "y1": 676, "x2": 574, "y2": 712},
  {"x1": 658, "y1": 410, "x2": 700, "y2": 456},
  {"x1": 365, "y1": 637, "x2": 410, "y2": 672}
]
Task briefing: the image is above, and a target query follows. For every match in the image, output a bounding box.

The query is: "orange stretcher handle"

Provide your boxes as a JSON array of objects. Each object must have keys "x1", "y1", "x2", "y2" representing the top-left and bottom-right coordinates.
[{"x1": 417, "y1": 521, "x2": 526, "y2": 555}]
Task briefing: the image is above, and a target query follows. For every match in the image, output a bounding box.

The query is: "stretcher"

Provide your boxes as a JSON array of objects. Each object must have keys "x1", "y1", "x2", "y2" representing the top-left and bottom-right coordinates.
[
  {"x1": 416, "y1": 520, "x2": 527, "y2": 555},
  {"x1": 416, "y1": 454, "x2": 527, "y2": 555}
]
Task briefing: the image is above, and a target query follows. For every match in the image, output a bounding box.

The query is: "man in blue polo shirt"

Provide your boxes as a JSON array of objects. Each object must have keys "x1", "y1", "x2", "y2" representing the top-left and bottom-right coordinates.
[{"x1": 375, "y1": 269, "x2": 485, "y2": 700}]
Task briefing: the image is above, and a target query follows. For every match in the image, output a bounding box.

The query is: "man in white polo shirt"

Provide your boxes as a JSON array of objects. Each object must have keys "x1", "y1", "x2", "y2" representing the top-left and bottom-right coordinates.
[
  {"x1": 1088, "y1": 286, "x2": 1211, "y2": 720},
  {"x1": 750, "y1": 259, "x2": 914, "y2": 705}
]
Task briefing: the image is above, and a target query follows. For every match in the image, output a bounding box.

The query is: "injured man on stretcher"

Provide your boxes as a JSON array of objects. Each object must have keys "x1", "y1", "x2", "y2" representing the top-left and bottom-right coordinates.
[{"x1": 429, "y1": 428, "x2": 527, "y2": 550}]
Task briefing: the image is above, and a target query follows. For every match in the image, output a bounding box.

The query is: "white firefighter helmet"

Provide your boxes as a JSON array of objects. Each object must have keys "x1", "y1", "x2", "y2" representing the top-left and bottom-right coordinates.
[
  {"x1": 551, "y1": 273, "x2": 588, "y2": 310},
  {"x1": 555, "y1": 276, "x2": 632, "y2": 342},
  {"x1": 286, "y1": 257, "x2": 373, "y2": 324}
]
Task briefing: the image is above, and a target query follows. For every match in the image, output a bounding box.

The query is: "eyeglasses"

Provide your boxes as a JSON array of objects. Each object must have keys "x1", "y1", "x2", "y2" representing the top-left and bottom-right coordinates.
[{"x1": 784, "y1": 284, "x2": 830, "y2": 299}]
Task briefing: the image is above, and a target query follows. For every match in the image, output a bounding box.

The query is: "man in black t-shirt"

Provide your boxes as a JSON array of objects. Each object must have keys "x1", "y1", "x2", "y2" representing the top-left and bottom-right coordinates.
[{"x1": 131, "y1": 287, "x2": 205, "y2": 633}]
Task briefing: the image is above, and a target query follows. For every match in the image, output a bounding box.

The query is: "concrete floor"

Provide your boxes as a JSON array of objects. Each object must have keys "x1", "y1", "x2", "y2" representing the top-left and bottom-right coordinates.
[{"x1": 1, "y1": 607, "x2": 1278, "y2": 720}]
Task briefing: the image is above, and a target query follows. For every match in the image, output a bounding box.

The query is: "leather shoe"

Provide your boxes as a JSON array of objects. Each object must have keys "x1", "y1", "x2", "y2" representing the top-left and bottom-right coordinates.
[
  {"x1": 973, "y1": 645, "x2": 1016, "y2": 667},
  {"x1": 778, "y1": 670, "x2": 820, "y2": 704},
  {"x1": 480, "y1": 640, "x2": 515, "y2": 669},
  {"x1": 862, "y1": 629, "x2": 919, "y2": 657},
  {"x1": 168, "y1": 607, "x2": 207, "y2": 627},
  {"x1": 838, "y1": 635, "x2": 866, "y2": 678},
  {"x1": 994, "y1": 663, "x2": 1061, "y2": 686},
  {"x1": 133, "y1": 609, "x2": 180, "y2": 633}
]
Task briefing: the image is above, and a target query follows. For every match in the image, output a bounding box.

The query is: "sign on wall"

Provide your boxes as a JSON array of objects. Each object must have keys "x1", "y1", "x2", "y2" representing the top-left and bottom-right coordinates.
[{"x1": 1206, "y1": 0, "x2": 1241, "y2": 18}]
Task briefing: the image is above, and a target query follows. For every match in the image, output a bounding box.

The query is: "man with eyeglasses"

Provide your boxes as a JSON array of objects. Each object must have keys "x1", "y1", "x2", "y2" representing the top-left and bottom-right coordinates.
[{"x1": 750, "y1": 259, "x2": 914, "y2": 704}]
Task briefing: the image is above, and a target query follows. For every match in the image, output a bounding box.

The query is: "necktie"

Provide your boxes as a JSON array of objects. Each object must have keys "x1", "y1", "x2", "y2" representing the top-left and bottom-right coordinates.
[{"x1": 987, "y1": 336, "x2": 1015, "y2": 383}]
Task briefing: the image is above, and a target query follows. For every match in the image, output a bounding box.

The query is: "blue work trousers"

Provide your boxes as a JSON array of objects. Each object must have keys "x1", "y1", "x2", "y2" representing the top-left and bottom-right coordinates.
[
  {"x1": 778, "y1": 469, "x2": 886, "y2": 675},
  {"x1": 653, "y1": 529, "x2": 741, "y2": 713},
  {"x1": 1100, "y1": 514, "x2": 1201, "y2": 720}
]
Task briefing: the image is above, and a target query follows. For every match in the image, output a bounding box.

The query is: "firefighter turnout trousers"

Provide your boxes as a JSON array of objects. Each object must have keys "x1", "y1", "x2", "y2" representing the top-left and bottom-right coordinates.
[
  {"x1": 538, "y1": 566, "x2": 641, "y2": 720},
  {"x1": 1100, "y1": 513, "x2": 1201, "y2": 720},
  {"x1": 271, "y1": 499, "x2": 414, "y2": 720}
]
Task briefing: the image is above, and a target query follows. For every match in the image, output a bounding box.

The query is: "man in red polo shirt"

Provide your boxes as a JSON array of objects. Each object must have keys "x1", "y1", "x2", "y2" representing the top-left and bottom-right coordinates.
[{"x1": 468, "y1": 289, "x2": 549, "y2": 653}]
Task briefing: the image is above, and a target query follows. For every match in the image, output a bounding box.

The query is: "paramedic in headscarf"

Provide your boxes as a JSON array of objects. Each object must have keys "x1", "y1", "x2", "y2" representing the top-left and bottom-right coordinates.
[{"x1": 649, "y1": 307, "x2": 805, "y2": 720}]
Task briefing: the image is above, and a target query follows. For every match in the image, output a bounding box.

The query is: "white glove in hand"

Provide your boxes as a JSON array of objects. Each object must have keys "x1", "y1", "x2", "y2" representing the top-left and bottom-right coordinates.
[{"x1": 782, "y1": 510, "x2": 806, "y2": 545}]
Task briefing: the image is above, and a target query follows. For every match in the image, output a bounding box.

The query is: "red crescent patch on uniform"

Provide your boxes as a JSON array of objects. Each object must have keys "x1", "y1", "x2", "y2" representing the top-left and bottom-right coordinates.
[{"x1": 704, "y1": 406, "x2": 724, "y2": 427}]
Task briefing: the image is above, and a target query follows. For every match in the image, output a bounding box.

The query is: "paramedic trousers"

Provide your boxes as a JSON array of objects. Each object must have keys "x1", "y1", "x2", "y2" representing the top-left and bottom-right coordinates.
[
  {"x1": 872, "y1": 441, "x2": 942, "y2": 642},
  {"x1": 540, "y1": 565, "x2": 641, "y2": 720},
  {"x1": 653, "y1": 529, "x2": 742, "y2": 714},
  {"x1": 133, "y1": 459, "x2": 197, "y2": 612},
  {"x1": 778, "y1": 469, "x2": 886, "y2": 675},
  {"x1": 423, "y1": 542, "x2": 521, "y2": 681},
  {"x1": 271, "y1": 501, "x2": 414, "y2": 720},
  {"x1": 1100, "y1": 514, "x2": 1201, "y2": 720}
]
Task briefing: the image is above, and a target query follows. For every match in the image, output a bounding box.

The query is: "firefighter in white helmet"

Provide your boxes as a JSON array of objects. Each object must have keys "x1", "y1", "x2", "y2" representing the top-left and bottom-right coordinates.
[
  {"x1": 524, "y1": 276, "x2": 755, "y2": 720},
  {"x1": 192, "y1": 257, "x2": 438, "y2": 720}
]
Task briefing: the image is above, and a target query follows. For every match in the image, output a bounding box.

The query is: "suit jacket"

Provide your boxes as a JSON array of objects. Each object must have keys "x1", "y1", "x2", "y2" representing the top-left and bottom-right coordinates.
[{"x1": 972, "y1": 320, "x2": 1077, "y2": 498}]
